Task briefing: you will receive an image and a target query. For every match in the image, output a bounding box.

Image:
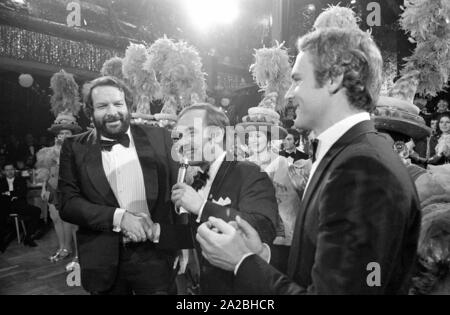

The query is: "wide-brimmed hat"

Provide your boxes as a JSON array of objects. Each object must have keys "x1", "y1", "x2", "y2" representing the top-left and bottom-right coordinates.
[
  {"x1": 374, "y1": 96, "x2": 431, "y2": 140},
  {"x1": 237, "y1": 91, "x2": 287, "y2": 140},
  {"x1": 48, "y1": 112, "x2": 82, "y2": 135},
  {"x1": 235, "y1": 122, "x2": 287, "y2": 140},
  {"x1": 373, "y1": 71, "x2": 431, "y2": 140}
]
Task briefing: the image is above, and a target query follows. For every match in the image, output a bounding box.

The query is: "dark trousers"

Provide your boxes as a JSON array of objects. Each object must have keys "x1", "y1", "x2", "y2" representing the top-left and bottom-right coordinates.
[
  {"x1": 1, "y1": 198, "x2": 41, "y2": 237},
  {"x1": 95, "y1": 242, "x2": 177, "y2": 295},
  {"x1": 12, "y1": 203, "x2": 41, "y2": 237}
]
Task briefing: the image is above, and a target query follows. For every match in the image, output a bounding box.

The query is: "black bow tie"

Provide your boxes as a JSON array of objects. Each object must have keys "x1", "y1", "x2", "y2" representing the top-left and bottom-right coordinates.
[
  {"x1": 311, "y1": 139, "x2": 319, "y2": 163},
  {"x1": 191, "y1": 166, "x2": 210, "y2": 191},
  {"x1": 100, "y1": 134, "x2": 130, "y2": 151}
]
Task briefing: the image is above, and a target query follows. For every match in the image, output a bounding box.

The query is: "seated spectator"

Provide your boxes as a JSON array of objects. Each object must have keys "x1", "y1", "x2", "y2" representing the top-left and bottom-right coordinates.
[
  {"x1": 0, "y1": 162, "x2": 41, "y2": 247},
  {"x1": 436, "y1": 99, "x2": 449, "y2": 114},
  {"x1": 280, "y1": 129, "x2": 309, "y2": 164}
]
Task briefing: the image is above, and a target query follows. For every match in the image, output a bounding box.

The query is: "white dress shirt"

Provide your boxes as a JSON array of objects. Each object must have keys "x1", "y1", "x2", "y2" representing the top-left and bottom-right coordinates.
[
  {"x1": 7, "y1": 177, "x2": 14, "y2": 192},
  {"x1": 195, "y1": 151, "x2": 227, "y2": 222},
  {"x1": 194, "y1": 151, "x2": 272, "y2": 275},
  {"x1": 304, "y1": 112, "x2": 371, "y2": 197},
  {"x1": 100, "y1": 128, "x2": 150, "y2": 232}
]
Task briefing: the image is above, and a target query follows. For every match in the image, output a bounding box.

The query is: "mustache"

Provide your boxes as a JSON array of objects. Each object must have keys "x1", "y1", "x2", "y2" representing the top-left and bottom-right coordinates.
[{"x1": 103, "y1": 114, "x2": 123, "y2": 123}]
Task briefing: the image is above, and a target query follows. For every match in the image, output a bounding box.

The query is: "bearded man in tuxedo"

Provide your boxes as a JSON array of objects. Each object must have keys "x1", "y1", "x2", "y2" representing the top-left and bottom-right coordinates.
[{"x1": 59, "y1": 76, "x2": 191, "y2": 294}]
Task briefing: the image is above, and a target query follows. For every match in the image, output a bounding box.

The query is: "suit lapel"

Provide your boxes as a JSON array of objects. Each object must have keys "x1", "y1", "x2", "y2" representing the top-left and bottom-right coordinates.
[
  {"x1": 85, "y1": 129, "x2": 119, "y2": 207},
  {"x1": 287, "y1": 120, "x2": 377, "y2": 277},
  {"x1": 130, "y1": 125, "x2": 159, "y2": 211},
  {"x1": 208, "y1": 160, "x2": 235, "y2": 202},
  {"x1": 301, "y1": 120, "x2": 376, "y2": 212}
]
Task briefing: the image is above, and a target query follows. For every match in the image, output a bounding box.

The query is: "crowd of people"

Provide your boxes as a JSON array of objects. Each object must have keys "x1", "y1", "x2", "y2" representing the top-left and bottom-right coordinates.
[
  {"x1": 1, "y1": 76, "x2": 449, "y2": 294},
  {"x1": 52, "y1": 29, "x2": 448, "y2": 295},
  {"x1": 2, "y1": 4, "x2": 450, "y2": 296},
  {"x1": 0, "y1": 127, "x2": 79, "y2": 266},
  {"x1": 0, "y1": 134, "x2": 51, "y2": 251}
]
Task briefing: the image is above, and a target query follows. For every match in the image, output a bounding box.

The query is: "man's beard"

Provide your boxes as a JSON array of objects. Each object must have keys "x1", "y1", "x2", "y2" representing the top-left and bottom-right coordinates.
[{"x1": 94, "y1": 112, "x2": 131, "y2": 139}]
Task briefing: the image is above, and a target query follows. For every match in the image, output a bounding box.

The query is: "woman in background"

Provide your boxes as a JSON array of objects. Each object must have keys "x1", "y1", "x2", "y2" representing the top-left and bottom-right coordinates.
[
  {"x1": 428, "y1": 113, "x2": 450, "y2": 165},
  {"x1": 245, "y1": 129, "x2": 304, "y2": 273}
]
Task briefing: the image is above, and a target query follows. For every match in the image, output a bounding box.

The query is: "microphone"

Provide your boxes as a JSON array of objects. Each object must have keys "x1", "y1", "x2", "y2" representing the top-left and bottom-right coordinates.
[{"x1": 175, "y1": 156, "x2": 189, "y2": 214}]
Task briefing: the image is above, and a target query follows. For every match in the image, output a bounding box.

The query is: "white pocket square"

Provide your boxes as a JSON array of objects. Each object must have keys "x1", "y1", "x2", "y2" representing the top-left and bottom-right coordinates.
[{"x1": 212, "y1": 197, "x2": 232, "y2": 206}]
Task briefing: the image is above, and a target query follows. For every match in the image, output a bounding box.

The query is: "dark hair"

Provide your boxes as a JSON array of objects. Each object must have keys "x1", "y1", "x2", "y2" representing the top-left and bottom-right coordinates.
[
  {"x1": 82, "y1": 76, "x2": 134, "y2": 118},
  {"x1": 3, "y1": 161, "x2": 15, "y2": 169},
  {"x1": 286, "y1": 128, "x2": 300, "y2": 145},
  {"x1": 178, "y1": 103, "x2": 230, "y2": 130},
  {"x1": 298, "y1": 28, "x2": 383, "y2": 112},
  {"x1": 437, "y1": 112, "x2": 450, "y2": 136}
]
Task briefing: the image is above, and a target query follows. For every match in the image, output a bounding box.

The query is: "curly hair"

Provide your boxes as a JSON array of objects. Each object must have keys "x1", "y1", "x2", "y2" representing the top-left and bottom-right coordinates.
[
  {"x1": 82, "y1": 76, "x2": 134, "y2": 118},
  {"x1": 297, "y1": 28, "x2": 383, "y2": 112}
]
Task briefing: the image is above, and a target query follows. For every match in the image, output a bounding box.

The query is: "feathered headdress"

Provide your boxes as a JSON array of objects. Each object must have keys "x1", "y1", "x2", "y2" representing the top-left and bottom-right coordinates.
[
  {"x1": 313, "y1": 5, "x2": 360, "y2": 30},
  {"x1": 158, "y1": 40, "x2": 207, "y2": 111},
  {"x1": 400, "y1": 0, "x2": 450, "y2": 96},
  {"x1": 122, "y1": 43, "x2": 161, "y2": 114},
  {"x1": 145, "y1": 35, "x2": 178, "y2": 80},
  {"x1": 49, "y1": 70, "x2": 81, "y2": 116},
  {"x1": 101, "y1": 56, "x2": 126, "y2": 82},
  {"x1": 249, "y1": 41, "x2": 291, "y2": 112}
]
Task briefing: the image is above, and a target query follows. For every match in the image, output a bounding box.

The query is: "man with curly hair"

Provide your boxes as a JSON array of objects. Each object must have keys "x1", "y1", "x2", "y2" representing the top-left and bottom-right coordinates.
[{"x1": 196, "y1": 27, "x2": 421, "y2": 294}]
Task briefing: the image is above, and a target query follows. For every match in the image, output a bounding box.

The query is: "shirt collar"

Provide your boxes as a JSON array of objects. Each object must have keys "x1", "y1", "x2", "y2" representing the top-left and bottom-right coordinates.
[
  {"x1": 100, "y1": 128, "x2": 134, "y2": 147},
  {"x1": 207, "y1": 151, "x2": 227, "y2": 182},
  {"x1": 284, "y1": 148, "x2": 297, "y2": 154},
  {"x1": 315, "y1": 112, "x2": 370, "y2": 164}
]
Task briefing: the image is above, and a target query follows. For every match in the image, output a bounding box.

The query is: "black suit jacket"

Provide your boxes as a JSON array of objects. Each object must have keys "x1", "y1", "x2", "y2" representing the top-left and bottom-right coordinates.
[
  {"x1": 234, "y1": 120, "x2": 421, "y2": 294},
  {"x1": 58, "y1": 125, "x2": 192, "y2": 292},
  {"x1": 0, "y1": 176, "x2": 27, "y2": 199},
  {"x1": 192, "y1": 158, "x2": 278, "y2": 294},
  {"x1": 0, "y1": 176, "x2": 28, "y2": 211}
]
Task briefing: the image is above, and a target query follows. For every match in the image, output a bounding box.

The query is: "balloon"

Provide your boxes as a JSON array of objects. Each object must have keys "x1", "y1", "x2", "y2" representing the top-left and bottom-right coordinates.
[{"x1": 19, "y1": 74, "x2": 34, "y2": 88}]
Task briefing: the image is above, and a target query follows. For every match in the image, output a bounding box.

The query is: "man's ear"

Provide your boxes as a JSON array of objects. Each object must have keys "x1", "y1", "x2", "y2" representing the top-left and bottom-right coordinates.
[
  {"x1": 327, "y1": 74, "x2": 344, "y2": 95},
  {"x1": 206, "y1": 126, "x2": 225, "y2": 144}
]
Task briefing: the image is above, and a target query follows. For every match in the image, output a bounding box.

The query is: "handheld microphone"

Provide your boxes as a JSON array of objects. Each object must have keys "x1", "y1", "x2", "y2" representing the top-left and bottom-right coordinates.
[{"x1": 175, "y1": 157, "x2": 189, "y2": 214}]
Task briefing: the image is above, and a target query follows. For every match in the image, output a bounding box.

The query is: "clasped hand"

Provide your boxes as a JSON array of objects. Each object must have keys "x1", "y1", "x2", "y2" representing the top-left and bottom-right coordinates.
[{"x1": 120, "y1": 211, "x2": 156, "y2": 243}]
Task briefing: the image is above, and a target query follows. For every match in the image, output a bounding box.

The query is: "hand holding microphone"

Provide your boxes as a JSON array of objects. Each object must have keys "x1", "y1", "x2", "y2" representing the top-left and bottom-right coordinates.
[{"x1": 175, "y1": 157, "x2": 190, "y2": 214}]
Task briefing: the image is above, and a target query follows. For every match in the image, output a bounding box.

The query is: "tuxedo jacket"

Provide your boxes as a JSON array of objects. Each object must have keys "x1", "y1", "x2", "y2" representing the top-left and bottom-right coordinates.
[
  {"x1": 0, "y1": 176, "x2": 27, "y2": 199},
  {"x1": 0, "y1": 176, "x2": 28, "y2": 211},
  {"x1": 234, "y1": 120, "x2": 421, "y2": 294},
  {"x1": 192, "y1": 158, "x2": 279, "y2": 294},
  {"x1": 58, "y1": 125, "x2": 192, "y2": 292}
]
